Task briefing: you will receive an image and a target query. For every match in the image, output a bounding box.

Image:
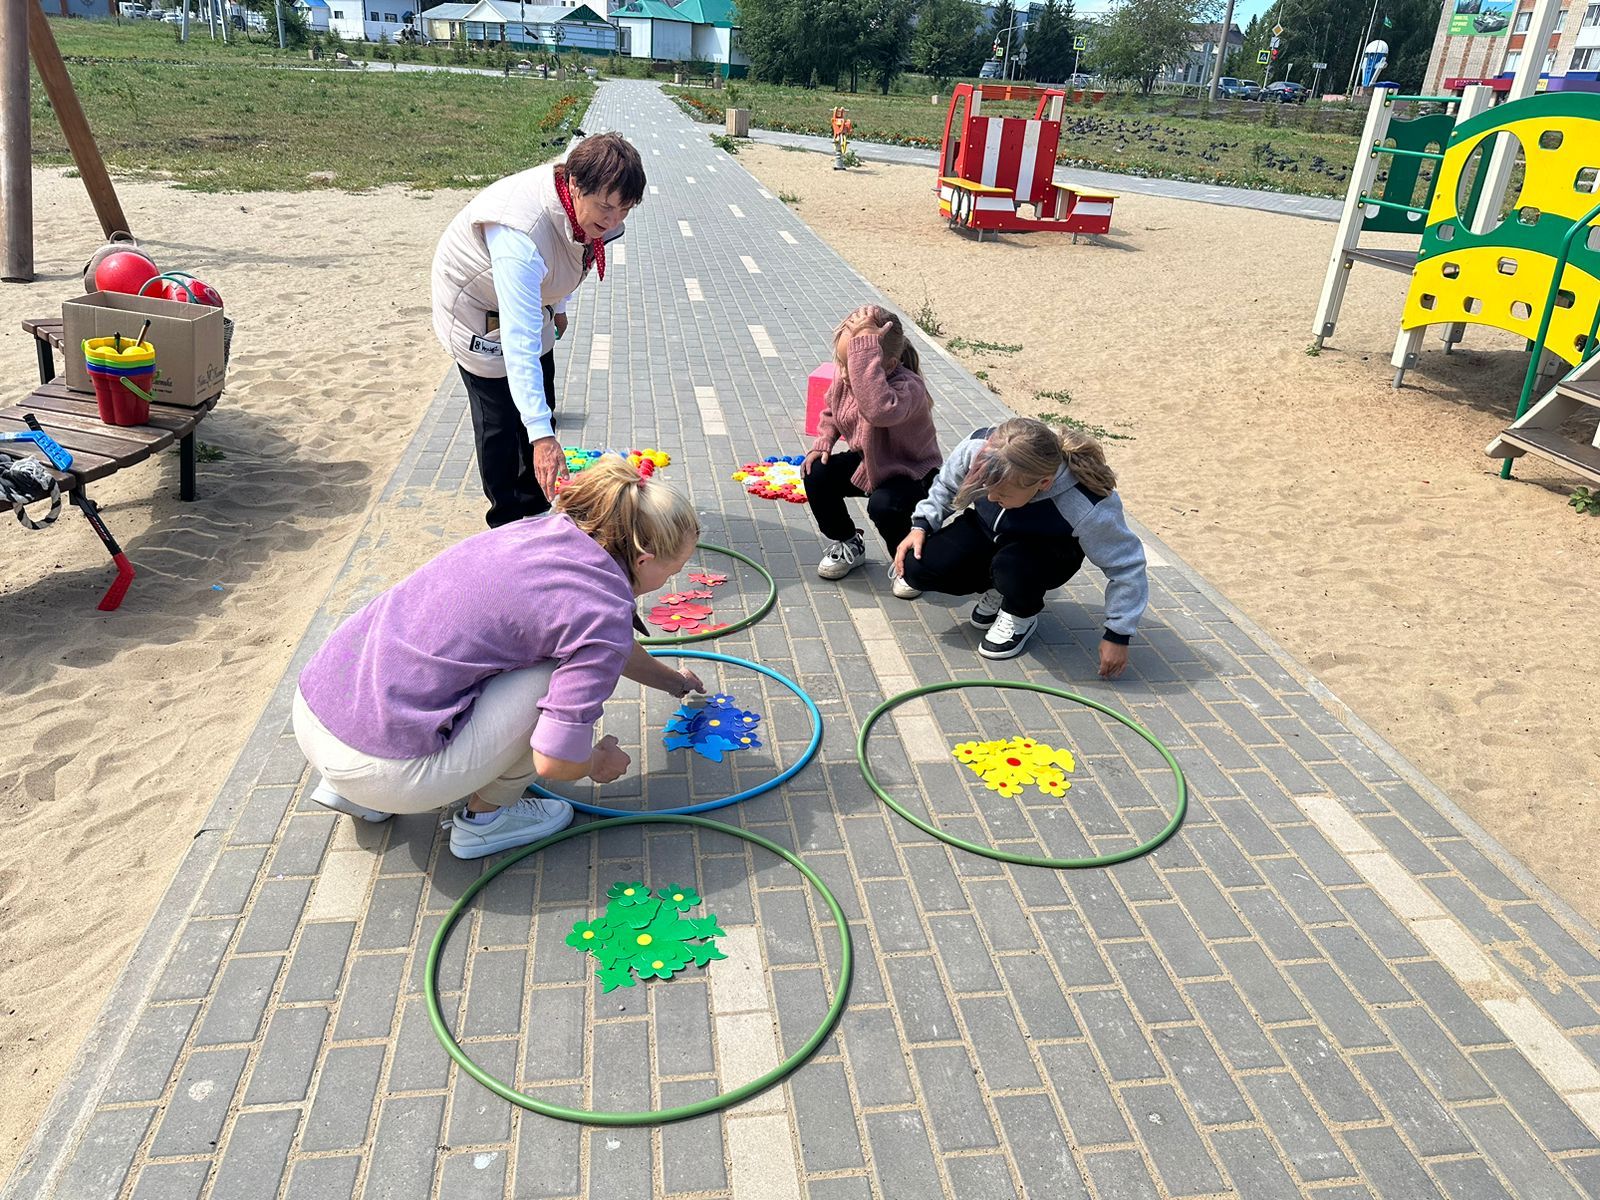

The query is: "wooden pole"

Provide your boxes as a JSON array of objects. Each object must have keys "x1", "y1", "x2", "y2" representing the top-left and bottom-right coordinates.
[
  {"x1": 1, "y1": 0, "x2": 33, "y2": 280},
  {"x1": 27, "y1": 0, "x2": 131, "y2": 239}
]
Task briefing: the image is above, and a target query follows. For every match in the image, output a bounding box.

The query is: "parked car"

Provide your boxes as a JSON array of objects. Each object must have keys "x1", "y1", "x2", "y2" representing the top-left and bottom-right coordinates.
[
  {"x1": 120, "y1": 3, "x2": 150, "y2": 17},
  {"x1": 1238, "y1": 80, "x2": 1262, "y2": 100},
  {"x1": 1216, "y1": 76, "x2": 1252, "y2": 99},
  {"x1": 1261, "y1": 81, "x2": 1308, "y2": 103},
  {"x1": 1066, "y1": 72, "x2": 1095, "y2": 89},
  {"x1": 979, "y1": 60, "x2": 1002, "y2": 80}
]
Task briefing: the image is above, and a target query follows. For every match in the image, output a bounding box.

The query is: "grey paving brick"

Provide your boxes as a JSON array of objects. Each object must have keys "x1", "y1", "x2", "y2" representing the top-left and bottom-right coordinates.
[
  {"x1": 1258, "y1": 854, "x2": 1348, "y2": 924},
  {"x1": 269, "y1": 814, "x2": 336, "y2": 877},
  {"x1": 1504, "y1": 903, "x2": 1600, "y2": 979},
  {"x1": 1030, "y1": 905, "x2": 1112, "y2": 987},
  {"x1": 1074, "y1": 990, "x2": 1162, "y2": 1082},
  {"x1": 1313, "y1": 924, "x2": 1412, "y2": 1004},
  {"x1": 245, "y1": 1004, "x2": 329, "y2": 1104},
  {"x1": 652, "y1": 979, "x2": 715, "y2": 1077},
  {"x1": 1212, "y1": 1127, "x2": 1303, "y2": 1199},
  {"x1": 280, "y1": 920, "x2": 355, "y2": 1002},
  {"x1": 834, "y1": 922, "x2": 885, "y2": 1005},
  {"x1": 1208, "y1": 797, "x2": 1285, "y2": 858},
  {"x1": 791, "y1": 1058, "x2": 865, "y2": 1172},
  {"x1": 1310, "y1": 1188, "x2": 1377, "y2": 1200},
  {"x1": 128, "y1": 1160, "x2": 210, "y2": 1200},
  {"x1": 774, "y1": 964, "x2": 838, "y2": 1057},
  {"x1": 1432, "y1": 838, "x2": 1527, "y2": 902},
  {"x1": 593, "y1": 1018, "x2": 650, "y2": 1113},
  {"x1": 760, "y1": 888, "x2": 820, "y2": 963},
  {"x1": 1235, "y1": 768, "x2": 1307, "y2": 824},
  {"x1": 191, "y1": 845, "x2": 269, "y2": 917},
  {"x1": 864, "y1": 1110, "x2": 945, "y2": 1200},
  {"x1": 944, "y1": 1154, "x2": 1021, "y2": 1200},
  {"x1": 1395, "y1": 960, "x2": 1507, "y2": 1047},
  {"x1": 993, "y1": 1094, "x2": 1091, "y2": 1199},
  {"x1": 148, "y1": 1046, "x2": 248, "y2": 1156},
  {"x1": 1234, "y1": 887, "x2": 1321, "y2": 962},
  {"x1": 150, "y1": 918, "x2": 237, "y2": 1001},
  {"x1": 1381, "y1": 1006, "x2": 1495, "y2": 1101},
  {"x1": 1342, "y1": 1126, "x2": 1447, "y2": 1200},
  {"x1": 230, "y1": 784, "x2": 295, "y2": 846},
  {"x1": 362, "y1": 1094, "x2": 446, "y2": 1200},
  {"x1": 196, "y1": 954, "x2": 282, "y2": 1046},
  {"x1": 1277, "y1": 823, "x2": 1364, "y2": 886},
  {"x1": 885, "y1": 955, "x2": 959, "y2": 1044},
  {"x1": 862, "y1": 879, "x2": 928, "y2": 953},
  {"x1": 513, "y1": 1085, "x2": 583, "y2": 1199},
  {"x1": 1082, "y1": 1148, "x2": 1160, "y2": 1200},
  {"x1": 913, "y1": 1043, "x2": 998, "y2": 1151},
  {"x1": 902, "y1": 844, "x2": 968, "y2": 913},
  {"x1": 529, "y1": 904, "x2": 590, "y2": 986},
  {"x1": 927, "y1": 913, "x2": 1002, "y2": 993},
  {"x1": 841, "y1": 1006, "x2": 916, "y2": 1107},
  {"x1": 103, "y1": 1002, "x2": 199, "y2": 1104},
  {"x1": 390, "y1": 994, "x2": 457, "y2": 1093},
  {"x1": 334, "y1": 951, "x2": 407, "y2": 1041},
  {"x1": 360, "y1": 873, "x2": 427, "y2": 950},
  {"x1": 1182, "y1": 825, "x2": 1260, "y2": 887},
  {"x1": 437, "y1": 1151, "x2": 507, "y2": 1200},
  {"x1": 234, "y1": 877, "x2": 313, "y2": 956},
  {"x1": 1272, "y1": 1025, "x2": 1381, "y2": 1124},
  {"x1": 1122, "y1": 1083, "x2": 1225, "y2": 1197},
  {"x1": 656, "y1": 1079, "x2": 725, "y2": 1194},
  {"x1": 1507, "y1": 958, "x2": 1600, "y2": 1031},
  {"x1": 1108, "y1": 941, "x2": 1191, "y2": 1024},
  {"x1": 841, "y1": 813, "x2": 904, "y2": 880},
  {"x1": 1562, "y1": 1154, "x2": 1600, "y2": 1200},
  {"x1": 56, "y1": 1107, "x2": 155, "y2": 1200},
  {"x1": 1287, "y1": 962, "x2": 1388, "y2": 1050},
  {"x1": 1241, "y1": 1072, "x2": 1353, "y2": 1183},
  {"x1": 1353, "y1": 1050, "x2": 1474, "y2": 1156},
  {"x1": 300, "y1": 1043, "x2": 386, "y2": 1151},
  {"x1": 1472, "y1": 1046, "x2": 1600, "y2": 1152},
  {"x1": 1183, "y1": 979, "x2": 1280, "y2": 1070},
  {"x1": 1152, "y1": 1025, "x2": 1250, "y2": 1124},
  {"x1": 209, "y1": 1108, "x2": 301, "y2": 1200},
  {"x1": 464, "y1": 950, "x2": 534, "y2": 1042},
  {"x1": 1214, "y1": 940, "x2": 1307, "y2": 1024},
  {"x1": 1064, "y1": 871, "x2": 1141, "y2": 940},
  {"x1": 1164, "y1": 870, "x2": 1249, "y2": 940},
  {"x1": 806, "y1": 1178, "x2": 875, "y2": 1200},
  {"x1": 449, "y1": 1039, "x2": 517, "y2": 1146},
  {"x1": 1456, "y1": 1105, "x2": 1588, "y2": 1200},
  {"x1": 1139, "y1": 901, "x2": 1222, "y2": 980},
  {"x1": 1432, "y1": 1158, "x2": 1516, "y2": 1200},
  {"x1": 959, "y1": 995, "x2": 1040, "y2": 1092}
]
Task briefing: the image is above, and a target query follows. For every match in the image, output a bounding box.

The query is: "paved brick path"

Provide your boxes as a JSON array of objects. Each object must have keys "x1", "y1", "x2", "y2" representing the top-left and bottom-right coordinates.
[{"x1": 8, "y1": 80, "x2": 1600, "y2": 1200}]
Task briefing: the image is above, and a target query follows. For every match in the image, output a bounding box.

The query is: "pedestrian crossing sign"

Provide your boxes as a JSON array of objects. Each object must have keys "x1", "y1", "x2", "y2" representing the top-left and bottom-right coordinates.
[
  {"x1": 1257, "y1": 49, "x2": 1271, "y2": 64},
  {"x1": 1073, "y1": 34, "x2": 1087, "y2": 49}
]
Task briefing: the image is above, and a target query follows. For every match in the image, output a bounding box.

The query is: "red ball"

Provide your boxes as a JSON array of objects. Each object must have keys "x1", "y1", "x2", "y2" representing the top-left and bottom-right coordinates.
[
  {"x1": 182, "y1": 277, "x2": 224, "y2": 308},
  {"x1": 94, "y1": 251, "x2": 160, "y2": 296}
]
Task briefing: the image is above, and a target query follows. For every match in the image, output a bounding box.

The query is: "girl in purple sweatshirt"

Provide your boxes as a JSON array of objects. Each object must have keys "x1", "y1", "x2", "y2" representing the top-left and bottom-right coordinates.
[
  {"x1": 292, "y1": 458, "x2": 704, "y2": 861},
  {"x1": 803, "y1": 304, "x2": 942, "y2": 600}
]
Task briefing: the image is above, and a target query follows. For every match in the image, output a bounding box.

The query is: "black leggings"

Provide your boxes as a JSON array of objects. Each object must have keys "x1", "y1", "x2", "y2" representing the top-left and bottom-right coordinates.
[
  {"x1": 900, "y1": 510, "x2": 1084, "y2": 618},
  {"x1": 805, "y1": 450, "x2": 937, "y2": 554},
  {"x1": 461, "y1": 348, "x2": 558, "y2": 529}
]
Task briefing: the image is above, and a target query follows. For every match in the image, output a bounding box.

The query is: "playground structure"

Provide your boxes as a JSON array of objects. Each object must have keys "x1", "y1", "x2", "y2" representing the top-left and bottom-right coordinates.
[
  {"x1": 1313, "y1": 86, "x2": 1600, "y2": 484},
  {"x1": 935, "y1": 83, "x2": 1117, "y2": 243},
  {"x1": 830, "y1": 107, "x2": 852, "y2": 171}
]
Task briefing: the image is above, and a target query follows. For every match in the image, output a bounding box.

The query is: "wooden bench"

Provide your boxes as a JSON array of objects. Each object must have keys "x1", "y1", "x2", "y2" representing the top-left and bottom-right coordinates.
[
  {"x1": 939, "y1": 176, "x2": 1017, "y2": 242},
  {"x1": 2, "y1": 317, "x2": 217, "y2": 610}
]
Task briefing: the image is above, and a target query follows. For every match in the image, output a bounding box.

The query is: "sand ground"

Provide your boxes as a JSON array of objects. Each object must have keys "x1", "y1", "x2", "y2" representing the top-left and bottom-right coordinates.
[{"x1": 2, "y1": 144, "x2": 1597, "y2": 1183}]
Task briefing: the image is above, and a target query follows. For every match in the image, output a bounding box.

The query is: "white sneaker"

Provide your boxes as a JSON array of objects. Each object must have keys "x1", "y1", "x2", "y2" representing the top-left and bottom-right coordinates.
[
  {"x1": 969, "y1": 588, "x2": 1004, "y2": 629},
  {"x1": 449, "y1": 794, "x2": 574, "y2": 860},
  {"x1": 309, "y1": 782, "x2": 392, "y2": 823},
  {"x1": 817, "y1": 532, "x2": 866, "y2": 580},
  {"x1": 979, "y1": 610, "x2": 1039, "y2": 660},
  {"x1": 890, "y1": 570, "x2": 922, "y2": 600}
]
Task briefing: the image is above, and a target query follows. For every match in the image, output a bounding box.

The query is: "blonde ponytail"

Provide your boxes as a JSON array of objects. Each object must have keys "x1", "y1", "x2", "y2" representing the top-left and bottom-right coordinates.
[
  {"x1": 1057, "y1": 427, "x2": 1117, "y2": 497},
  {"x1": 554, "y1": 457, "x2": 699, "y2": 584},
  {"x1": 952, "y1": 417, "x2": 1117, "y2": 509}
]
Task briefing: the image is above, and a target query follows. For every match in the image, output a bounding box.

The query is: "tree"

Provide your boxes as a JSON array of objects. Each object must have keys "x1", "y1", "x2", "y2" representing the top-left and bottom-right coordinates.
[
  {"x1": 989, "y1": 0, "x2": 1017, "y2": 72},
  {"x1": 858, "y1": 0, "x2": 918, "y2": 94},
  {"x1": 1027, "y1": 0, "x2": 1076, "y2": 81},
  {"x1": 912, "y1": 0, "x2": 985, "y2": 85},
  {"x1": 1092, "y1": 0, "x2": 1221, "y2": 93}
]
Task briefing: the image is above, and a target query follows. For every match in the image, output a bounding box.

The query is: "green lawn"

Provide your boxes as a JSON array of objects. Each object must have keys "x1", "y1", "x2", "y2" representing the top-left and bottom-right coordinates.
[
  {"x1": 32, "y1": 20, "x2": 591, "y2": 191},
  {"x1": 47, "y1": 13, "x2": 318, "y2": 61},
  {"x1": 671, "y1": 82, "x2": 1369, "y2": 199}
]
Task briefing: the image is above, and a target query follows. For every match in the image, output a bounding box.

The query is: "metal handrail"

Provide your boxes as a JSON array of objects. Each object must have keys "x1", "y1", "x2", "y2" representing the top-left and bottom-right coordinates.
[
  {"x1": 1501, "y1": 198, "x2": 1600, "y2": 478},
  {"x1": 1358, "y1": 195, "x2": 1430, "y2": 215},
  {"x1": 1388, "y1": 93, "x2": 1458, "y2": 104},
  {"x1": 1374, "y1": 146, "x2": 1446, "y2": 161}
]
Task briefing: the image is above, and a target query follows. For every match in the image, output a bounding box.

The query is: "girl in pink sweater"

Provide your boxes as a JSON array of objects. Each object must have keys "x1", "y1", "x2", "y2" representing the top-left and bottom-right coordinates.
[{"x1": 803, "y1": 305, "x2": 943, "y2": 600}]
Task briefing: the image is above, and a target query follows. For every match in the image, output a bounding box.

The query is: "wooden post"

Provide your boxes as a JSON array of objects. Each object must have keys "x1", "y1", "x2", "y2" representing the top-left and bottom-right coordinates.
[
  {"x1": 1, "y1": 0, "x2": 33, "y2": 281},
  {"x1": 27, "y1": 0, "x2": 131, "y2": 239}
]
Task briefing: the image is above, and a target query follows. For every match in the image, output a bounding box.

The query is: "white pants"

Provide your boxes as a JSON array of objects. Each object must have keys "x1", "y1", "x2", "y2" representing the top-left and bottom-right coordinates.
[{"x1": 291, "y1": 664, "x2": 557, "y2": 815}]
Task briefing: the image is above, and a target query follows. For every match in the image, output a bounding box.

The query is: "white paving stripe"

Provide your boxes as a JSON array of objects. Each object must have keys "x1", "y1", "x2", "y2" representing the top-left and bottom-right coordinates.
[
  {"x1": 729, "y1": 204, "x2": 745, "y2": 219},
  {"x1": 588, "y1": 333, "x2": 610, "y2": 372},
  {"x1": 305, "y1": 851, "x2": 375, "y2": 921},
  {"x1": 684, "y1": 277, "x2": 704, "y2": 302},
  {"x1": 694, "y1": 384, "x2": 727, "y2": 437},
  {"x1": 686, "y1": 175, "x2": 696, "y2": 184},
  {"x1": 780, "y1": 231, "x2": 798, "y2": 245},
  {"x1": 740, "y1": 255, "x2": 761, "y2": 274},
  {"x1": 612, "y1": 243, "x2": 626, "y2": 267},
  {"x1": 717, "y1": 1012, "x2": 784, "y2": 1114},
  {"x1": 650, "y1": 185, "x2": 660, "y2": 195},
  {"x1": 747, "y1": 324, "x2": 778, "y2": 358},
  {"x1": 652, "y1": 148, "x2": 661, "y2": 156},
  {"x1": 757, "y1": 187, "x2": 774, "y2": 199},
  {"x1": 1483, "y1": 998, "x2": 1600, "y2": 1093},
  {"x1": 727, "y1": 1113, "x2": 802, "y2": 1200},
  {"x1": 708, "y1": 165, "x2": 718, "y2": 173},
  {"x1": 679, "y1": 220, "x2": 694, "y2": 238},
  {"x1": 709, "y1": 928, "x2": 767, "y2": 1012}
]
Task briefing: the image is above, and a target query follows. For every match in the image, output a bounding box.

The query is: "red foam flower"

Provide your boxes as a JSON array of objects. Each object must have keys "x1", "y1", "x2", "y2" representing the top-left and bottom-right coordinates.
[
  {"x1": 688, "y1": 572, "x2": 728, "y2": 587},
  {"x1": 647, "y1": 600, "x2": 714, "y2": 631}
]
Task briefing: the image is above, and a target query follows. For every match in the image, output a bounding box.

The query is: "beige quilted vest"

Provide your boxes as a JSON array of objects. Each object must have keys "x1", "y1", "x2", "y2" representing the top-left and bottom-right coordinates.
[{"x1": 431, "y1": 163, "x2": 589, "y2": 378}]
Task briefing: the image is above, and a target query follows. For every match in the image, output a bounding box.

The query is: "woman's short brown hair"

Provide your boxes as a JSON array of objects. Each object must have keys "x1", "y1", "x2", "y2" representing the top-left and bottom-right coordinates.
[{"x1": 564, "y1": 132, "x2": 647, "y2": 207}]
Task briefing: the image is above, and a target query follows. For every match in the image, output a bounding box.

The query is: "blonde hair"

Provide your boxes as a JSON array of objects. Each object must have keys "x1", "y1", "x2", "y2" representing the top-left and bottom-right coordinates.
[
  {"x1": 953, "y1": 417, "x2": 1118, "y2": 509},
  {"x1": 554, "y1": 457, "x2": 698, "y2": 585},
  {"x1": 833, "y1": 305, "x2": 923, "y2": 385}
]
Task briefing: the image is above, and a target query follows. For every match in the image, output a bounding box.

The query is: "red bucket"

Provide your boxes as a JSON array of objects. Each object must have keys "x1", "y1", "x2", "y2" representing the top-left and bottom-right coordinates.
[{"x1": 82, "y1": 337, "x2": 156, "y2": 426}]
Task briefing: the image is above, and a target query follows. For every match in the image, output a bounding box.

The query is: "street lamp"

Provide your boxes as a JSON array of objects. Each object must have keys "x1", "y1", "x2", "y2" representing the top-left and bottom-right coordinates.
[{"x1": 995, "y1": 19, "x2": 1028, "y2": 81}]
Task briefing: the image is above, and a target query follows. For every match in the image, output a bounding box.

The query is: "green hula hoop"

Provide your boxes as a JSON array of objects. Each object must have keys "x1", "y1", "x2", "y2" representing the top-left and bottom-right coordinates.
[
  {"x1": 641, "y1": 541, "x2": 776, "y2": 646},
  {"x1": 425, "y1": 814, "x2": 853, "y2": 1125},
  {"x1": 858, "y1": 679, "x2": 1188, "y2": 869}
]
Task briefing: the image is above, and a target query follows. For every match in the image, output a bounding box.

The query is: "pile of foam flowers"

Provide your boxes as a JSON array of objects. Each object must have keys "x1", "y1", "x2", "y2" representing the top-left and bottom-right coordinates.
[{"x1": 733, "y1": 456, "x2": 807, "y2": 503}]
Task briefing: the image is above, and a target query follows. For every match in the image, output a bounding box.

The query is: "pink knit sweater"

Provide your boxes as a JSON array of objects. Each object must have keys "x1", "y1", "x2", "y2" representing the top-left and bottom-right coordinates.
[{"x1": 811, "y1": 335, "x2": 942, "y2": 492}]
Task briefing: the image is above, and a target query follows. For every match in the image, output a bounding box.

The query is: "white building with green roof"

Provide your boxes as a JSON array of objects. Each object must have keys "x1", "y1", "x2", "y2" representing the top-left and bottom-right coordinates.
[{"x1": 611, "y1": 0, "x2": 747, "y2": 73}]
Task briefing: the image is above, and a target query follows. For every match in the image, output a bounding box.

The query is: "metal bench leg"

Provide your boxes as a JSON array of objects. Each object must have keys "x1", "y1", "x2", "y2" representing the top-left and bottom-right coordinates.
[
  {"x1": 35, "y1": 338, "x2": 54, "y2": 385},
  {"x1": 179, "y1": 433, "x2": 197, "y2": 501},
  {"x1": 70, "y1": 490, "x2": 135, "y2": 611}
]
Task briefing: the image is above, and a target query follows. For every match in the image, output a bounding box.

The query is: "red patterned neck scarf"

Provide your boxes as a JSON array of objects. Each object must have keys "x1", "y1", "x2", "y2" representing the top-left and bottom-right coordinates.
[{"x1": 553, "y1": 168, "x2": 604, "y2": 281}]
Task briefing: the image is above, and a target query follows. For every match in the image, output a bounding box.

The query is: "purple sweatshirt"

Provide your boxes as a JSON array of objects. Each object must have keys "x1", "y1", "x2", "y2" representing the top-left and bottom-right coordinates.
[{"x1": 298, "y1": 514, "x2": 634, "y2": 764}]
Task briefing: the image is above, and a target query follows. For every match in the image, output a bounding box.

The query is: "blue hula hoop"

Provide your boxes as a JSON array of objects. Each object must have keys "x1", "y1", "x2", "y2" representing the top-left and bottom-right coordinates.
[{"x1": 527, "y1": 649, "x2": 823, "y2": 817}]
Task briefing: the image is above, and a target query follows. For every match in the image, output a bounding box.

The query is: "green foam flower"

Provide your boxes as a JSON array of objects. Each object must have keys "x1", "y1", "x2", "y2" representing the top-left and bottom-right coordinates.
[
  {"x1": 658, "y1": 884, "x2": 702, "y2": 910},
  {"x1": 564, "y1": 919, "x2": 607, "y2": 953},
  {"x1": 606, "y1": 881, "x2": 652, "y2": 906}
]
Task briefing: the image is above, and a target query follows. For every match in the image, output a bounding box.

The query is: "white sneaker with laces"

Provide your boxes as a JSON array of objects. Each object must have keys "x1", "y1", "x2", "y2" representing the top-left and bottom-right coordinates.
[
  {"x1": 969, "y1": 588, "x2": 1004, "y2": 629},
  {"x1": 890, "y1": 573, "x2": 923, "y2": 600},
  {"x1": 817, "y1": 532, "x2": 866, "y2": 580},
  {"x1": 449, "y1": 794, "x2": 574, "y2": 860},
  {"x1": 309, "y1": 782, "x2": 393, "y2": 823},
  {"x1": 979, "y1": 609, "x2": 1039, "y2": 660}
]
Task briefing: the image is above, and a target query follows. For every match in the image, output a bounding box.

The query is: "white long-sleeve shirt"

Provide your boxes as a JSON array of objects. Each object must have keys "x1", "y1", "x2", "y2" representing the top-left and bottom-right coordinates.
[{"x1": 485, "y1": 223, "x2": 567, "y2": 442}]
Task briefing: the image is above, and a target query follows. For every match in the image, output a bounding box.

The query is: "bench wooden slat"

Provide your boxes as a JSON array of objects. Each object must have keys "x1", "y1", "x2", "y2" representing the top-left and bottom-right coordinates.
[
  {"x1": 0, "y1": 435, "x2": 120, "y2": 482},
  {"x1": 940, "y1": 176, "x2": 1016, "y2": 197},
  {"x1": 0, "y1": 413, "x2": 157, "y2": 468},
  {"x1": 27, "y1": 381, "x2": 211, "y2": 436},
  {"x1": 23, "y1": 317, "x2": 65, "y2": 351},
  {"x1": 0, "y1": 405, "x2": 175, "y2": 453}
]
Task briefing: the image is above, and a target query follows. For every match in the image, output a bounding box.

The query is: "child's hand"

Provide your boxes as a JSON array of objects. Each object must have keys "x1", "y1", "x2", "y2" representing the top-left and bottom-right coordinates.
[
  {"x1": 588, "y1": 735, "x2": 631, "y2": 784},
  {"x1": 1098, "y1": 640, "x2": 1129, "y2": 680},
  {"x1": 843, "y1": 305, "x2": 885, "y2": 339},
  {"x1": 892, "y1": 529, "x2": 925, "y2": 577},
  {"x1": 675, "y1": 666, "x2": 705, "y2": 698},
  {"x1": 802, "y1": 448, "x2": 830, "y2": 475}
]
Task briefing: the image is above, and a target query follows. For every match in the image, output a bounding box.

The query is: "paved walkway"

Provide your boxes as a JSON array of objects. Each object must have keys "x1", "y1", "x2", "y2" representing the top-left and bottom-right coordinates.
[
  {"x1": 740, "y1": 127, "x2": 1344, "y2": 222},
  {"x1": 8, "y1": 79, "x2": 1600, "y2": 1200}
]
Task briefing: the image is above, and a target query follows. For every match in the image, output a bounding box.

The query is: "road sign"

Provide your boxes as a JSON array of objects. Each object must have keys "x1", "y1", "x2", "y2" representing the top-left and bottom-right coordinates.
[
  {"x1": 1312, "y1": 60, "x2": 1328, "y2": 68},
  {"x1": 1073, "y1": 34, "x2": 1087, "y2": 50},
  {"x1": 1272, "y1": 22, "x2": 1284, "y2": 35},
  {"x1": 1270, "y1": 35, "x2": 1281, "y2": 47},
  {"x1": 1257, "y1": 49, "x2": 1271, "y2": 63}
]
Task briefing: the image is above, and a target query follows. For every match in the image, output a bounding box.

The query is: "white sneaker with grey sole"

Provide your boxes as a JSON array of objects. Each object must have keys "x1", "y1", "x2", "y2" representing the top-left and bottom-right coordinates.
[
  {"x1": 817, "y1": 532, "x2": 866, "y2": 580},
  {"x1": 979, "y1": 609, "x2": 1039, "y2": 660},
  {"x1": 309, "y1": 782, "x2": 393, "y2": 823},
  {"x1": 449, "y1": 794, "x2": 574, "y2": 860},
  {"x1": 889, "y1": 567, "x2": 922, "y2": 600}
]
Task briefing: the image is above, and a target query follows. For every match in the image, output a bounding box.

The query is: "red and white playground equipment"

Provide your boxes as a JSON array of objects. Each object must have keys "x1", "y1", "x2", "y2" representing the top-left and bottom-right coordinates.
[{"x1": 936, "y1": 83, "x2": 1117, "y2": 242}]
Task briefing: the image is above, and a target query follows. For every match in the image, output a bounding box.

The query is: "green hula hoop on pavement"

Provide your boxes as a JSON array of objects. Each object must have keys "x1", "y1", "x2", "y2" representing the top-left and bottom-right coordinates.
[
  {"x1": 425, "y1": 813, "x2": 852, "y2": 1125},
  {"x1": 640, "y1": 542, "x2": 776, "y2": 645},
  {"x1": 858, "y1": 679, "x2": 1188, "y2": 869}
]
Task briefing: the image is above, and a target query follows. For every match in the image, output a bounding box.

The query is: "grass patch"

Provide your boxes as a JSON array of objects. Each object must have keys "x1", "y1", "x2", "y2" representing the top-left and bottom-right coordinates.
[
  {"x1": 912, "y1": 293, "x2": 943, "y2": 337},
  {"x1": 709, "y1": 132, "x2": 742, "y2": 154},
  {"x1": 196, "y1": 440, "x2": 227, "y2": 462},
  {"x1": 777, "y1": 189, "x2": 800, "y2": 205},
  {"x1": 948, "y1": 336, "x2": 1022, "y2": 355},
  {"x1": 1032, "y1": 388, "x2": 1133, "y2": 441}
]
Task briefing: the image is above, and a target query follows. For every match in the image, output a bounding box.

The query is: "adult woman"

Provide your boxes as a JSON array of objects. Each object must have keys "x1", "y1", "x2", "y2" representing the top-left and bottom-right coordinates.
[
  {"x1": 292, "y1": 459, "x2": 704, "y2": 860},
  {"x1": 432, "y1": 132, "x2": 645, "y2": 527}
]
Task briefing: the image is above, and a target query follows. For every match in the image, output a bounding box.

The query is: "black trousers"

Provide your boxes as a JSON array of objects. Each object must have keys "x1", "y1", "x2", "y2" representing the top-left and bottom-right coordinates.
[
  {"x1": 804, "y1": 450, "x2": 937, "y2": 553},
  {"x1": 461, "y1": 349, "x2": 558, "y2": 529},
  {"x1": 901, "y1": 509, "x2": 1084, "y2": 618}
]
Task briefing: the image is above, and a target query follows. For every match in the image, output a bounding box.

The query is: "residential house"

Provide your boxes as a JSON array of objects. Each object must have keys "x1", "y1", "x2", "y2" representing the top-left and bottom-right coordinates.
[
  {"x1": 1162, "y1": 21, "x2": 1244, "y2": 86},
  {"x1": 293, "y1": 0, "x2": 330, "y2": 31},
  {"x1": 417, "y1": 0, "x2": 617, "y2": 51},
  {"x1": 611, "y1": 0, "x2": 747, "y2": 74}
]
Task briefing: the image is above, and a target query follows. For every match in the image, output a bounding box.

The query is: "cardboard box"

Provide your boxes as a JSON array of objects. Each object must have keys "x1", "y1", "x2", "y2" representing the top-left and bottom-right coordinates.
[{"x1": 63, "y1": 291, "x2": 226, "y2": 408}]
